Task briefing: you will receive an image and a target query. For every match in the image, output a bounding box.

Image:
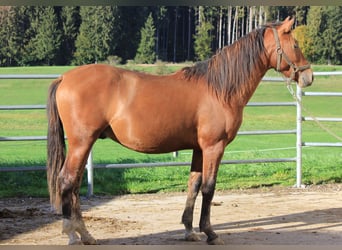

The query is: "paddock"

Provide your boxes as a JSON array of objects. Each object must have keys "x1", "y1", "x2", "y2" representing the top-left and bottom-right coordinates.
[{"x1": 1, "y1": 184, "x2": 342, "y2": 245}]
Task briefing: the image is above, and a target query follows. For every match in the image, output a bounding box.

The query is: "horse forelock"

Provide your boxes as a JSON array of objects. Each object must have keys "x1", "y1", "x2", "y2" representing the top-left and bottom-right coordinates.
[{"x1": 182, "y1": 27, "x2": 268, "y2": 102}]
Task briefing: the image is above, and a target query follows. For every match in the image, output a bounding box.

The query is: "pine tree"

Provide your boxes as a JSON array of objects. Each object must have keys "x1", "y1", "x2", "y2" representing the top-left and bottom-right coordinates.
[
  {"x1": 306, "y1": 6, "x2": 324, "y2": 63},
  {"x1": 32, "y1": 7, "x2": 61, "y2": 65},
  {"x1": 61, "y1": 6, "x2": 80, "y2": 65},
  {"x1": 20, "y1": 7, "x2": 41, "y2": 65},
  {"x1": 0, "y1": 7, "x2": 14, "y2": 66},
  {"x1": 321, "y1": 6, "x2": 342, "y2": 64},
  {"x1": 0, "y1": 7, "x2": 32, "y2": 66},
  {"x1": 134, "y1": 13, "x2": 156, "y2": 64},
  {"x1": 153, "y1": 6, "x2": 167, "y2": 61},
  {"x1": 193, "y1": 6, "x2": 213, "y2": 61},
  {"x1": 74, "y1": 6, "x2": 117, "y2": 65},
  {"x1": 331, "y1": 6, "x2": 342, "y2": 64}
]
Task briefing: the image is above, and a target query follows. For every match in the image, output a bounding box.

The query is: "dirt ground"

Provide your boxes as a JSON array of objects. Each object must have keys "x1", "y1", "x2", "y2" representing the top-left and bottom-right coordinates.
[{"x1": 1, "y1": 184, "x2": 342, "y2": 245}]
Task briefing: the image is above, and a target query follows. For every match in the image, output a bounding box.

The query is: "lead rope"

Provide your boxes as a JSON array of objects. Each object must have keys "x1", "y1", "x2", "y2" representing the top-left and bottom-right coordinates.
[{"x1": 286, "y1": 81, "x2": 342, "y2": 142}]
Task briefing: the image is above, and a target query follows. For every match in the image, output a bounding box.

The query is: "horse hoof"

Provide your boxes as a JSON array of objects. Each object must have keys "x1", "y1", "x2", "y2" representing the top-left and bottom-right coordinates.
[
  {"x1": 83, "y1": 239, "x2": 97, "y2": 245},
  {"x1": 207, "y1": 237, "x2": 225, "y2": 245},
  {"x1": 69, "y1": 239, "x2": 83, "y2": 245},
  {"x1": 185, "y1": 232, "x2": 201, "y2": 242},
  {"x1": 82, "y1": 237, "x2": 98, "y2": 245}
]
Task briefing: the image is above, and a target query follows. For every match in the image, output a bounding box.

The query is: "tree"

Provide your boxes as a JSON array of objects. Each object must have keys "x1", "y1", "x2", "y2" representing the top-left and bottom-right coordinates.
[
  {"x1": 306, "y1": 6, "x2": 324, "y2": 63},
  {"x1": 134, "y1": 13, "x2": 156, "y2": 64},
  {"x1": 20, "y1": 6, "x2": 44, "y2": 65},
  {"x1": 321, "y1": 6, "x2": 342, "y2": 64},
  {"x1": 293, "y1": 25, "x2": 310, "y2": 57},
  {"x1": 294, "y1": 6, "x2": 309, "y2": 25},
  {"x1": 31, "y1": 7, "x2": 61, "y2": 65},
  {"x1": 74, "y1": 6, "x2": 118, "y2": 65},
  {"x1": 0, "y1": 6, "x2": 33, "y2": 66},
  {"x1": 153, "y1": 6, "x2": 167, "y2": 61},
  {"x1": 60, "y1": 6, "x2": 80, "y2": 65},
  {"x1": 1, "y1": 6, "x2": 342, "y2": 66},
  {"x1": 305, "y1": 6, "x2": 342, "y2": 64},
  {"x1": 0, "y1": 7, "x2": 15, "y2": 66},
  {"x1": 194, "y1": 6, "x2": 213, "y2": 61}
]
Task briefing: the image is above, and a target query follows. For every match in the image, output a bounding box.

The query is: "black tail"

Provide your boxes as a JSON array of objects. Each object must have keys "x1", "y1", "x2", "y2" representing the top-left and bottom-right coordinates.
[{"x1": 46, "y1": 77, "x2": 65, "y2": 212}]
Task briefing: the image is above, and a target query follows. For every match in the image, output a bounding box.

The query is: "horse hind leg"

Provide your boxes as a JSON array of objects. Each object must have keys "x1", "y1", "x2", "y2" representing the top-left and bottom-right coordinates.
[
  {"x1": 59, "y1": 142, "x2": 97, "y2": 245},
  {"x1": 182, "y1": 150, "x2": 202, "y2": 242}
]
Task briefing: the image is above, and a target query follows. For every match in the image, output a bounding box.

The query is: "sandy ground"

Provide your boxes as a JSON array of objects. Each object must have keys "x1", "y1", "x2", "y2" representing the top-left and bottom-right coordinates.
[{"x1": 0, "y1": 184, "x2": 342, "y2": 245}]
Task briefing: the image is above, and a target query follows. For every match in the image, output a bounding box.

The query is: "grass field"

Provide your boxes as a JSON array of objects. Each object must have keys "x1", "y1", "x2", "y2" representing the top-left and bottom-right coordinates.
[{"x1": 0, "y1": 64, "x2": 341, "y2": 197}]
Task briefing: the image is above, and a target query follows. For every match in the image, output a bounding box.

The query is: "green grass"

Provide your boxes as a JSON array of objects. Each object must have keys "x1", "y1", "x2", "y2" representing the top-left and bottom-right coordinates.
[{"x1": 0, "y1": 64, "x2": 342, "y2": 197}]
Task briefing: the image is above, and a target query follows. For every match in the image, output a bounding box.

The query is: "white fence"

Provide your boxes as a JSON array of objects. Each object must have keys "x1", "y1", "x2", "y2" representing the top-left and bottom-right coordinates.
[{"x1": 1, "y1": 72, "x2": 341, "y2": 195}]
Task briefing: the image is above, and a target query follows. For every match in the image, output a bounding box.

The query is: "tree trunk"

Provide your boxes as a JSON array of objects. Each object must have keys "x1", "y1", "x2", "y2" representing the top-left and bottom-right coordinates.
[
  {"x1": 249, "y1": 6, "x2": 253, "y2": 32},
  {"x1": 227, "y1": 6, "x2": 232, "y2": 45},
  {"x1": 218, "y1": 7, "x2": 223, "y2": 49},
  {"x1": 232, "y1": 6, "x2": 238, "y2": 42},
  {"x1": 173, "y1": 7, "x2": 178, "y2": 63},
  {"x1": 241, "y1": 7, "x2": 245, "y2": 37},
  {"x1": 187, "y1": 6, "x2": 191, "y2": 60},
  {"x1": 259, "y1": 6, "x2": 263, "y2": 26}
]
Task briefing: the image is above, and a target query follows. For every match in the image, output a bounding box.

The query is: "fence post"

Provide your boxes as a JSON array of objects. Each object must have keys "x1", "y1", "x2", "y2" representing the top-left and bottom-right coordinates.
[
  {"x1": 296, "y1": 86, "x2": 303, "y2": 188},
  {"x1": 86, "y1": 150, "x2": 94, "y2": 197}
]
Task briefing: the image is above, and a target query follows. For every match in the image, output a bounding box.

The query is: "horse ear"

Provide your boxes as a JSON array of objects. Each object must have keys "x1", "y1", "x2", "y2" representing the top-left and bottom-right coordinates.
[{"x1": 281, "y1": 16, "x2": 295, "y2": 34}]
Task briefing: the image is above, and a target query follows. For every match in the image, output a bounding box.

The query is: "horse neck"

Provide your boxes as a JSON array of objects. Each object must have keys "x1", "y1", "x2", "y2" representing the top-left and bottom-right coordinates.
[
  {"x1": 229, "y1": 57, "x2": 269, "y2": 107},
  {"x1": 247, "y1": 64, "x2": 269, "y2": 101},
  {"x1": 206, "y1": 28, "x2": 271, "y2": 107}
]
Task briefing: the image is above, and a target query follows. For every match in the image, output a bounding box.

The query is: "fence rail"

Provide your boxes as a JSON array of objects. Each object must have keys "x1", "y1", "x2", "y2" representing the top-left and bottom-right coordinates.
[
  {"x1": 1, "y1": 72, "x2": 341, "y2": 195},
  {"x1": 0, "y1": 105, "x2": 46, "y2": 110},
  {"x1": 300, "y1": 86, "x2": 342, "y2": 150}
]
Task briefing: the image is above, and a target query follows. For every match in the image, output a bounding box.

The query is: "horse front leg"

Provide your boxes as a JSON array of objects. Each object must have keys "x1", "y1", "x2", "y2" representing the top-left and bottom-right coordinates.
[
  {"x1": 182, "y1": 150, "x2": 202, "y2": 241},
  {"x1": 59, "y1": 150, "x2": 97, "y2": 245},
  {"x1": 199, "y1": 143, "x2": 225, "y2": 245}
]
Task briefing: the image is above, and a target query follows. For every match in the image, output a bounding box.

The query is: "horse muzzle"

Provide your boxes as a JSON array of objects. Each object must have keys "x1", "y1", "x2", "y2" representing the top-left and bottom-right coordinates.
[{"x1": 298, "y1": 68, "x2": 314, "y2": 88}]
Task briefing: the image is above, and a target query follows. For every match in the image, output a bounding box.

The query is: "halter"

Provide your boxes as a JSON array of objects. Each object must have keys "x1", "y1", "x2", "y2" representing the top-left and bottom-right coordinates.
[{"x1": 272, "y1": 27, "x2": 311, "y2": 83}]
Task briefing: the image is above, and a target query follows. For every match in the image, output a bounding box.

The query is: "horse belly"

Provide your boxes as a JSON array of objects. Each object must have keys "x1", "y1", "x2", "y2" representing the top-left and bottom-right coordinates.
[{"x1": 108, "y1": 112, "x2": 198, "y2": 154}]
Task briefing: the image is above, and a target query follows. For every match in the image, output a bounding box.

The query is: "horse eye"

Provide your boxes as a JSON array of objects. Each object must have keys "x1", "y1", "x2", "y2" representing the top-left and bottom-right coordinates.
[{"x1": 293, "y1": 43, "x2": 299, "y2": 49}]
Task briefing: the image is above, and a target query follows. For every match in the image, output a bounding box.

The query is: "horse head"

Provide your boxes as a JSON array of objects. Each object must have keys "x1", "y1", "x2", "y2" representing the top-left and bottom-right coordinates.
[{"x1": 265, "y1": 16, "x2": 313, "y2": 88}]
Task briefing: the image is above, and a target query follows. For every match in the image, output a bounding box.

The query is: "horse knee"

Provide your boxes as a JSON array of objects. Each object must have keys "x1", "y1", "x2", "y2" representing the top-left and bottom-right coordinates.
[{"x1": 201, "y1": 178, "x2": 216, "y2": 195}]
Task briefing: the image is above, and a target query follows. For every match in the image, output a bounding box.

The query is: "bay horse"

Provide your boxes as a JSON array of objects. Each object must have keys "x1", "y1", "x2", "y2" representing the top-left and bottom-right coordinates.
[{"x1": 47, "y1": 17, "x2": 313, "y2": 245}]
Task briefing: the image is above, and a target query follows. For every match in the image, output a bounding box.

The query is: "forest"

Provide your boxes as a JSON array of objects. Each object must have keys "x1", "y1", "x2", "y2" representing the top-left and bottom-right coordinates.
[{"x1": 0, "y1": 6, "x2": 341, "y2": 66}]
